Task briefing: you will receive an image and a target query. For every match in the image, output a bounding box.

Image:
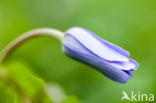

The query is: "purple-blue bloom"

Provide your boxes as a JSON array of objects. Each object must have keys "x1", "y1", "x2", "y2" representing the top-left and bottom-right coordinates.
[{"x1": 62, "y1": 27, "x2": 139, "y2": 83}]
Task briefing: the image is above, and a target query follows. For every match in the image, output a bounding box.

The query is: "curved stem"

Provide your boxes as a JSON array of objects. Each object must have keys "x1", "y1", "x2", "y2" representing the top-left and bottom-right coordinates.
[{"x1": 0, "y1": 28, "x2": 65, "y2": 63}]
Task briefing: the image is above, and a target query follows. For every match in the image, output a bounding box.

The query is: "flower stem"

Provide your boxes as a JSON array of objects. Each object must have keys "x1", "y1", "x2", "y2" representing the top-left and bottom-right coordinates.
[{"x1": 0, "y1": 28, "x2": 65, "y2": 64}]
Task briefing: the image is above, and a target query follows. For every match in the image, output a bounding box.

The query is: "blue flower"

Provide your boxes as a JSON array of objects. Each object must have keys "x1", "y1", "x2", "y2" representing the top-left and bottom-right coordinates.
[{"x1": 62, "y1": 27, "x2": 139, "y2": 83}]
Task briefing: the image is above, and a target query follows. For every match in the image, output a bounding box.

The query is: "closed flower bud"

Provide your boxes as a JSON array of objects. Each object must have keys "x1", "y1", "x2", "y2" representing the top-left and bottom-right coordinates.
[{"x1": 62, "y1": 27, "x2": 139, "y2": 83}]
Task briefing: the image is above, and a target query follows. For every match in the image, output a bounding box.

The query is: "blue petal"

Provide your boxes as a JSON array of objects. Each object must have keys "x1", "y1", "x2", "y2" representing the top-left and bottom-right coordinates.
[
  {"x1": 62, "y1": 35, "x2": 131, "y2": 83},
  {"x1": 129, "y1": 58, "x2": 139, "y2": 71},
  {"x1": 81, "y1": 27, "x2": 130, "y2": 56},
  {"x1": 66, "y1": 27, "x2": 129, "y2": 62}
]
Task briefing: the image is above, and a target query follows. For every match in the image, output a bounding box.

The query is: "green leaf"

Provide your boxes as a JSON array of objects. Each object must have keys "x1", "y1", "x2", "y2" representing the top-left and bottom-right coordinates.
[
  {"x1": 0, "y1": 81, "x2": 15, "y2": 103},
  {"x1": 7, "y1": 62, "x2": 45, "y2": 98},
  {"x1": 0, "y1": 62, "x2": 53, "y2": 103}
]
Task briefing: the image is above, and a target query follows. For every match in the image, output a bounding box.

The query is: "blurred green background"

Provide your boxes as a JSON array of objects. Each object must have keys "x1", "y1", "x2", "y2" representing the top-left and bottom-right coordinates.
[{"x1": 0, "y1": 0, "x2": 156, "y2": 103}]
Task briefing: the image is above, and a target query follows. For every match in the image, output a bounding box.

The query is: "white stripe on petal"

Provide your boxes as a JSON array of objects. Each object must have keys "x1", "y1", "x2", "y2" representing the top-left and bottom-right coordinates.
[
  {"x1": 66, "y1": 27, "x2": 129, "y2": 62},
  {"x1": 110, "y1": 61, "x2": 135, "y2": 70}
]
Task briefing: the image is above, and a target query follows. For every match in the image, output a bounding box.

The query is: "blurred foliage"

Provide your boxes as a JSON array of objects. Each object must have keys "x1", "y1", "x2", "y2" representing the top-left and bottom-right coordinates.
[
  {"x1": 63, "y1": 96, "x2": 79, "y2": 103},
  {"x1": 0, "y1": 62, "x2": 53, "y2": 103},
  {"x1": 0, "y1": 0, "x2": 156, "y2": 103}
]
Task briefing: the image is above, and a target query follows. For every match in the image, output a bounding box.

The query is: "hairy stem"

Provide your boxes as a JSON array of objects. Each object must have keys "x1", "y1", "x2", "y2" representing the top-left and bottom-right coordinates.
[{"x1": 0, "y1": 28, "x2": 65, "y2": 63}]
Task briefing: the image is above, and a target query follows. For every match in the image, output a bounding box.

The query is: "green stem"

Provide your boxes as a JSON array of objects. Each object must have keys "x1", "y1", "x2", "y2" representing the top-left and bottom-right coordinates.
[{"x1": 0, "y1": 28, "x2": 65, "y2": 64}]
